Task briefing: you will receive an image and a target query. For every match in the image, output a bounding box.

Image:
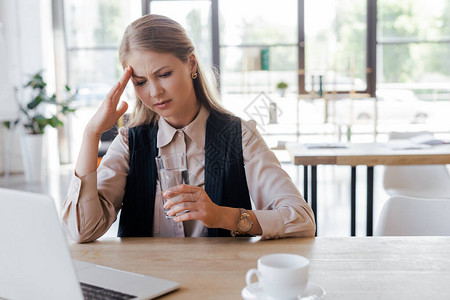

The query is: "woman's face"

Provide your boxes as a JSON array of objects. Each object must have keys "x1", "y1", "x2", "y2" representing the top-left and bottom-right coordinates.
[{"x1": 127, "y1": 50, "x2": 199, "y2": 128}]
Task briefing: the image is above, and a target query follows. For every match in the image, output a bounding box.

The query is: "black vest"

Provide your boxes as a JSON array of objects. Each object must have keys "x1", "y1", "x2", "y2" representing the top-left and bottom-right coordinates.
[{"x1": 118, "y1": 111, "x2": 252, "y2": 237}]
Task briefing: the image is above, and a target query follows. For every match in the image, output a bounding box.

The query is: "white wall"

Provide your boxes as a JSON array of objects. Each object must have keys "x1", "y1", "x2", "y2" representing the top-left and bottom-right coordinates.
[{"x1": 0, "y1": 0, "x2": 56, "y2": 174}]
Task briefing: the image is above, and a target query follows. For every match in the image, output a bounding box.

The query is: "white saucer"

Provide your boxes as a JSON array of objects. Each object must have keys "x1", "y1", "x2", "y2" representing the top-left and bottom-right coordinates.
[{"x1": 241, "y1": 282, "x2": 326, "y2": 300}]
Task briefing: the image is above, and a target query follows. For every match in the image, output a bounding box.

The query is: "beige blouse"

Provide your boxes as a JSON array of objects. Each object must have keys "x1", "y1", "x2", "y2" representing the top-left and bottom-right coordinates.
[{"x1": 62, "y1": 106, "x2": 315, "y2": 242}]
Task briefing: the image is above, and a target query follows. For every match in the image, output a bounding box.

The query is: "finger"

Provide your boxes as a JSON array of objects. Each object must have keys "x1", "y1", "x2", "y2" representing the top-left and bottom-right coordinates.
[
  {"x1": 116, "y1": 100, "x2": 128, "y2": 117},
  {"x1": 163, "y1": 193, "x2": 186, "y2": 209},
  {"x1": 105, "y1": 82, "x2": 120, "y2": 100},
  {"x1": 163, "y1": 198, "x2": 177, "y2": 209},
  {"x1": 163, "y1": 193, "x2": 192, "y2": 210},
  {"x1": 167, "y1": 202, "x2": 195, "y2": 217},
  {"x1": 163, "y1": 184, "x2": 198, "y2": 198},
  {"x1": 173, "y1": 211, "x2": 196, "y2": 222},
  {"x1": 113, "y1": 66, "x2": 133, "y2": 100}
]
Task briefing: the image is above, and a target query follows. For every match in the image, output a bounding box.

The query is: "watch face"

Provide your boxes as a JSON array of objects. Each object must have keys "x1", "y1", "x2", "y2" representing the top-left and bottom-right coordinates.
[{"x1": 238, "y1": 213, "x2": 253, "y2": 232}]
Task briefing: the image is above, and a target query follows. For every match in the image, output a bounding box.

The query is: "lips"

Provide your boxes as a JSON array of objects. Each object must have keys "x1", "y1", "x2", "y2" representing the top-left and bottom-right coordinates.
[{"x1": 154, "y1": 99, "x2": 172, "y2": 109}]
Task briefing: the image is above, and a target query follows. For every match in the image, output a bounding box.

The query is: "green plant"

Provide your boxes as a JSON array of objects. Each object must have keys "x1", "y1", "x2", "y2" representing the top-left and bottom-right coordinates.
[
  {"x1": 6, "y1": 71, "x2": 77, "y2": 134},
  {"x1": 276, "y1": 81, "x2": 288, "y2": 89}
]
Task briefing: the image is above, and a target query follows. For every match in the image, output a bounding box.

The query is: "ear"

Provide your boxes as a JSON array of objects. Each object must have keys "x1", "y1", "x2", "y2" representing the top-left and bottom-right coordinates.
[{"x1": 188, "y1": 54, "x2": 198, "y2": 73}]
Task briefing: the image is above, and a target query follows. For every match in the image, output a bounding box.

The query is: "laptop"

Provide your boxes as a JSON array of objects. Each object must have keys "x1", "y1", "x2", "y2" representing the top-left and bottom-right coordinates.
[{"x1": 0, "y1": 188, "x2": 179, "y2": 300}]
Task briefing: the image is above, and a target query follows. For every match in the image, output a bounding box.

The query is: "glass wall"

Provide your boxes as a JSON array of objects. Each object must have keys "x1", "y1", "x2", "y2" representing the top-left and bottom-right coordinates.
[
  {"x1": 377, "y1": 0, "x2": 450, "y2": 131},
  {"x1": 63, "y1": 0, "x2": 450, "y2": 145},
  {"x1": 64, "y1": 0, "x2": 141, "y2": 106},
  {"x1": 219, "y1": 0, "x2": 298, "y2": 95},
  {"x1": 63, "y1": 0, "x2": 141, "y2": 159},
  {"x1": 305, "y1": 0, "x2": 367, "y2": 93},
  {"x1": 149, "y1": 0, "x2": 213, "y2": 68}
]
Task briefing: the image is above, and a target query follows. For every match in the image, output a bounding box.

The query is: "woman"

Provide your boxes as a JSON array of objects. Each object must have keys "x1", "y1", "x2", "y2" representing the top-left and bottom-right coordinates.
[{"x1": 62, "y1": 14, "x2": 315, "y2": 243}]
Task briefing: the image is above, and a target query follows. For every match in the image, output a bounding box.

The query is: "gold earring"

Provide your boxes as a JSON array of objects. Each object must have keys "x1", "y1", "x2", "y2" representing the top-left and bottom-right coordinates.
[{"x1": 191, "y1": 72, "x2": 198, "y2": 79}]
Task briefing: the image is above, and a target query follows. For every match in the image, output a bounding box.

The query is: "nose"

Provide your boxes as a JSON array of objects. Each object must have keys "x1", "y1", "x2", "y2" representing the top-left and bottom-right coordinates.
[{"x1": 149, "y1": 80, "x2": 164, "y2": 97}]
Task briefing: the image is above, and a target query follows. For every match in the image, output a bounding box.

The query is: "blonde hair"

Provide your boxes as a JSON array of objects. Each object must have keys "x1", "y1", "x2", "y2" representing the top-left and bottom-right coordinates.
[{"x1": 119, "y1": 14, "x2": 229, "y2": 127}]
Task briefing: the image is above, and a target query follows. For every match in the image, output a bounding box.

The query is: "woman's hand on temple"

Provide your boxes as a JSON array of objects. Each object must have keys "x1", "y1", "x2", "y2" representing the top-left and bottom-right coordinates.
[{"x1": 85, "y1": 66, "x2": 132, "y2": 137}]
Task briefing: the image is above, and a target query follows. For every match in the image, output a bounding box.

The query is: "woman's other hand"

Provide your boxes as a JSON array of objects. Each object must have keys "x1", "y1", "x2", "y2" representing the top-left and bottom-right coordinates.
[
  {"x1": 163, "y1": 184, "x2": 262, "y2": 235},
  {"x1": 163, "y1": 184, "x2": 222, "y2": 228}
]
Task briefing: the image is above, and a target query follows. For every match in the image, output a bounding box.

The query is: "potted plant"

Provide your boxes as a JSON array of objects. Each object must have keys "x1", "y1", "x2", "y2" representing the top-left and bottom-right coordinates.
[
  {"x1": 18, "y1": 71, "x2": 76, "y2": 134},
  {"x1": 276, "y1": 81, "x2": 288, "y2": 97},
  {"x1": 8, "y1": 71, "x2": 76, "y2": 182}
]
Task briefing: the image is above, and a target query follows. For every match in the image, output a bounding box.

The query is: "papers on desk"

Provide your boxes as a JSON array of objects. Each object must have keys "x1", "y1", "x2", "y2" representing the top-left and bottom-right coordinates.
[
  {"x1": 409, "y1": 135, "x2": 450, "y2": 146},
  {"x1": 386, "y1": 134, "x2": 450, "y2": 150},
  {"x1": 305, "y1": 142, "x2": 347, "y2": 149},
  {"x1": 386, "y1": 140, "x2": 431, "y2": 150}
]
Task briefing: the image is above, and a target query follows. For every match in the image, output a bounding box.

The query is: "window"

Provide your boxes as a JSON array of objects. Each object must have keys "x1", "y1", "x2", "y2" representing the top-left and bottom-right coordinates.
[
  {"x1": 147, "y1": 0, "x2": 371, "y2": 96},
  {"x1": 219, "y1": 0, "x2": 298, "y2": 95},
  {"x1": 148, "y1": 0, "x2": 213, "y2": 69},
  {"x1": 64, "y1": 0, "x2": 140, "y2": 106},
  {"x1": 305, "y1": 0, "x2": 367, "y2": 93},
  {"x1": 63, "y1": 0, "x2": 141, "y2": 160},
  {"x1": 378, "y1": 0, "x2": 450, "y2": 98},
  {"x1": 63, "y1": 0, "x2": 450, "y2": 143},
  {"x1": 377, "y1": 0, "x2": 450, "y2": 128}
]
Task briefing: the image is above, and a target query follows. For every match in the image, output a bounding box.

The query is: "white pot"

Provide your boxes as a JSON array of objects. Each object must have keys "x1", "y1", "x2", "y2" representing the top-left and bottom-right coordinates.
[
  {"x1": 20, "y1": 134, "x2": 44, "y2": 183},
  {"x1": 277, "y1": 88, "x2": 287, "y2": 97}
]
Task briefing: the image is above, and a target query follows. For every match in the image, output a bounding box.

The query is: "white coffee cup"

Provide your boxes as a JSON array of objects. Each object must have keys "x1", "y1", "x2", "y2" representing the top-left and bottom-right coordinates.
[{"x1": 246, "y1": 253, "x2": 309, "y2": 300}]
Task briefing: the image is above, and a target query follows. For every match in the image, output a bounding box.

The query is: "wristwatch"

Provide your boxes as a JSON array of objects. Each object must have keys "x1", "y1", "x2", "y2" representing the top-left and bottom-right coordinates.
[{"x1": 231, "y1": 208, "x2": 253, "y2": 237}]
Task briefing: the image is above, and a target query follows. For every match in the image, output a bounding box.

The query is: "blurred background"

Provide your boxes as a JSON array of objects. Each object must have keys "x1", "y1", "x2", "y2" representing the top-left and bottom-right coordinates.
[{"x1": 1, "y1": 0, "x2": 449, "y2": 236}]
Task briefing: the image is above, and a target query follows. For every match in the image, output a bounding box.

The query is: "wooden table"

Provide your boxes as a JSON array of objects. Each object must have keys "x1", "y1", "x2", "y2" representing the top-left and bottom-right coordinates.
[
  {"x1": 70, "y1": 237, "x2": 450, "y2": 300},
  {"x1": 286, "y1": 142, "x2": 450, "y2": 236}
]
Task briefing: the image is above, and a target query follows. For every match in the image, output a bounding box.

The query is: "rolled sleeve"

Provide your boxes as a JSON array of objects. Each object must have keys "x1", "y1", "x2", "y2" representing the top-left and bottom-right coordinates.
[
  {"x1": 62, "y1": 170, "x2": 97, "y2": 211},
  {"x1": 78, "y1": 171, "x2": 99, "y2": 202},
  {"x1": 253, "y1": 209, "x2": 284, "y2": 239},
  {"x1": 67, "y1": 173, "x2": 82, "y2": 206},
  {"x1": 61, "y1": 128, "x2": 129, "y2": 243}
]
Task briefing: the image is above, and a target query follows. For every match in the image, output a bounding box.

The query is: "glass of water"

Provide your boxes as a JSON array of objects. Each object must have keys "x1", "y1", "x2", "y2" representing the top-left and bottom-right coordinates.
[{"x1": 155, "y1": 153, "x2": 189, "y2": 219}]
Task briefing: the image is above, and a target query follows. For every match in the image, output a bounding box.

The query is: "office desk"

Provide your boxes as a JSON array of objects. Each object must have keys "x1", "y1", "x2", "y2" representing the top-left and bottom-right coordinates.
[
  {"x1": 286, "y1": 142, "x2": 450, "y2": 236},
  {"x1": 70, "y1": 237, "x2": 450, "y2": 300}
]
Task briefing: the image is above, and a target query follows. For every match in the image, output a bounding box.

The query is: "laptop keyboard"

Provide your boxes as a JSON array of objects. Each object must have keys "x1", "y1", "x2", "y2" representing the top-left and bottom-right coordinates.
[{"x1": 80, "y1": 282, "x2": 137, "y2": 300}]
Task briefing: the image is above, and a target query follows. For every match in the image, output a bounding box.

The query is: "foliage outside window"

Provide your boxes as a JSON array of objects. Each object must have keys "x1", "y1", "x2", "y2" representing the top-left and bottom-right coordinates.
[
  {"x1": 305, "y1": 0, "x2": 367, "y2": 93},
  {"x1": 378, "y1": 0, "x2": 450, "y2": 101}
]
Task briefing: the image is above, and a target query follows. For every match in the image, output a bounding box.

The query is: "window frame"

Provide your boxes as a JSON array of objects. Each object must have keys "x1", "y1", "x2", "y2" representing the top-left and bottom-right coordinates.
[{"x1": 145, "y1": 0, "x2": 376, "y2": 96}]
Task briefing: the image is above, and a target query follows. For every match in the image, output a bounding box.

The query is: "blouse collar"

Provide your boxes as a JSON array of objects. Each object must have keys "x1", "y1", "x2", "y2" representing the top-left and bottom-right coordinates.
[{"x1": 157, "y1": 105, "x2": 210, "y2": 149}]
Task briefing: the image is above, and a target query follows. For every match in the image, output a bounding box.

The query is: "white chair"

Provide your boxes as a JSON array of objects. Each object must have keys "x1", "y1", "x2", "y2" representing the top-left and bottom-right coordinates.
[
  {"x1": 375, "y1": 195, "x2": 450, "y2": 236},
  {"x1": 383, "y1": 131, "x2": 450, "y2": 199}
]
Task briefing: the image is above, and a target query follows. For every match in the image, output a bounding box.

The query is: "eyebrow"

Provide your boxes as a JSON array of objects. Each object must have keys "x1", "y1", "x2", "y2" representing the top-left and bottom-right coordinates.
[{"x1": 132, "y1": 66, "x2": 170, "y2": 79}]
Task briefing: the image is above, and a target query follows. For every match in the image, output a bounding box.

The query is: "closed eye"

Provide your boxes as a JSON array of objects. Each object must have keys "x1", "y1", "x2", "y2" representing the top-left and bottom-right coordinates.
[
  {"x1": 158, "y1": 71, "x2": 172, "y2": 78},
  {"x1": 134, "y1": 81, "x2": 146, "y2": 87}
]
